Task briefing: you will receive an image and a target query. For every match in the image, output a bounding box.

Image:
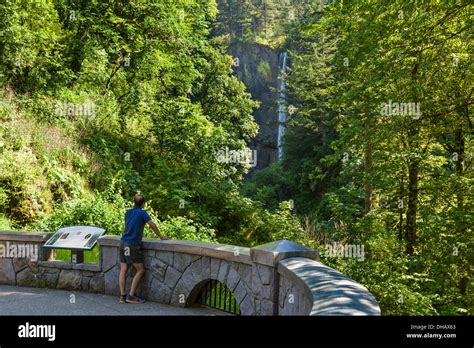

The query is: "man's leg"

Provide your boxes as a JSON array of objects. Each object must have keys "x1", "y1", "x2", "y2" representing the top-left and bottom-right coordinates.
[
  {"x1": 119, "y1": 262, "x2": 128, "y2": 296},
  {"x1": 129, "y1": 263, "x2": 145, "y2": 297}
]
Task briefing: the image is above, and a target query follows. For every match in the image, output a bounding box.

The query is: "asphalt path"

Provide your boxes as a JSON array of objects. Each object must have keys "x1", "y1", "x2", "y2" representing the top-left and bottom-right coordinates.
[{"x1": 0, "y1": 285, "x2": 218, "y2": 315}]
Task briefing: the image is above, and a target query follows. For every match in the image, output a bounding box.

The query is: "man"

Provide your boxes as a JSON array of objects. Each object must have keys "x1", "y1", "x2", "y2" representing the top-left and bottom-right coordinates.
[{"x1": 119, "y1": 194, "x2": 169, "y2": 304}]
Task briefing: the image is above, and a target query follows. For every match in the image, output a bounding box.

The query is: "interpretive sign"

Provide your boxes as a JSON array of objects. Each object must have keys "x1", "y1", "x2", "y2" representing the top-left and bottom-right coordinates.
[{"x1": 44, "y1": 226, "x2": 106, "y2": 251}]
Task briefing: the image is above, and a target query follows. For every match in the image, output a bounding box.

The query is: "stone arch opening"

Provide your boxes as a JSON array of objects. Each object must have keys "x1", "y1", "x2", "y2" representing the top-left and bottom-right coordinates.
[{"x1": 187, "y1": 278, "x2": 241, "y2": 315}]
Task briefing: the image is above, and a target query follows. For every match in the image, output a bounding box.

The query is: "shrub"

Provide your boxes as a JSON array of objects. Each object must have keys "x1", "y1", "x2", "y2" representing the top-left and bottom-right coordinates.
[
  {"x1": 30, "y1": 193, "x2": 126, "y2": 235},
  {"x1": 145, "y1": 216, "x2": 217, "y2": 243}
]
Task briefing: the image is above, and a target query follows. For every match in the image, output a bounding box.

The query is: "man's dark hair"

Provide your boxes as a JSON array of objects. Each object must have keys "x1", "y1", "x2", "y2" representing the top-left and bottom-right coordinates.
[{"x1": 134, "y1": 194, "x2": 145, "y2": 207}]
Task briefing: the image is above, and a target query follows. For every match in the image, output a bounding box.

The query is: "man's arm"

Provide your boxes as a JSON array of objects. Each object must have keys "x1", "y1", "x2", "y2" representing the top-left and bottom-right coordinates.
[{"x1": 147, "y1": 220, "x2": 169, "y2": 240}]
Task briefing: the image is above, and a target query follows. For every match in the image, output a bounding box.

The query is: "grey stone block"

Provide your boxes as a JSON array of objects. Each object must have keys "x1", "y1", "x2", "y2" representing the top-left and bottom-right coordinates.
[
  {"x1": 89, "y1": 275, "x2": 105, "y2": 293},
  {"x1": 156, "y1": 251, "x2": 173, "y2": 265},
  {"x1": 164, "y1": 266, "x2": 182, "y2": 290},
  {"x1": 200, "y1": 256, "x2": 211, "y2": 279},
  {"x1": 210, "y1": 258, "x2": 220, "y2": 279},
  {"x1": 226, "y1": 266, "x2": 240, "y2": 291},
  {"x1": 234, "y1": 279, "x2": 247, "y2": 304},
  {"x1": 257, "y1": 284, "x2": 274, "y2": 301},
  {"x1": 82, "y1": 276, "x2": 91, "y2": 291},
  {"x1": 256, "y1": 264, "x2": 273, "y2": 285},
  {"x1": 260, "y1": 299, "x2": 275, "y2": 315},
  {"x1": 173, "y1": 253, "x2": 199, "y2": 273},
  {"x1": 28, "y1": 261, "x2": 39, "y2": 274},
  {"x1": 179, "y1": 268, "x2": 199, "y2": 294},
  {"x1": 141, "y1": 250, "x2": 154, "y2": 268},
  {"x1": 150, "y1": 258, "x2": 168, "y2": 282},
  {"x1": 12, "y1": 258, "x2": 29, "y2": 273},
  {"x1": 239, "y1": 294, "x2": 255, "y2": 316},
  {"x1": 37, "y1": 268, "x2": 59, "y2": 288},
  {"x1": 251, "y1": 264, "x2": 270, "y2": 300},
  {"x1": 148, "y1": 277, "x2": 172, "y2": 304},
  {"x1": 100, "y1": 246, "x2": 118, "y2": 272},
  {"x1": 236, "y1": 263, "x2": 252, "y2": 287},
  {"x1": 279, "y1": 277, "x2": 293, "y2": 311},
  {"x1": 0, "y1": 258, "x2": 16, "y2": 285},
  {"x1": 57, "y1": 270, "x2": 82, "y2": 290},
  {"x1": 16, "y1": 267, "x2": 38, "y2": 287},
  {"x1": 187, "y1": 257, "x2": 206, "y2": 280},
  {"x1": 103, "y1": 265, "x2": 120, "y2": 295},
  {"x1": 217, "y1": 260, "x2": 230, "y2": 284},
  {"x1": 144, "y1": 256, "x2": 153, "y2": 269}
]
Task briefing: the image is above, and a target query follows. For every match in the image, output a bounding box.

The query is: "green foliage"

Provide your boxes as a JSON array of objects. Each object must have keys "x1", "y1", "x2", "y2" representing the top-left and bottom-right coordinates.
[
  {"x1": 1, "y1": 0, "x2": 471, "y2": 318},
  {"x1": 0, "y1": 0, "x2": 66, "y2": 90},
  {"x1": 0, "y1": 0, "x2": 259, "y2": 239},
  {"x1": 262, "y1": 201, "x2": 316, "y2": 248},
  {"x1": 213, "y1": 0, "x2": 320, "y2": 47},
  {"x1": 242, "y1": 162, "x2": 293, "y2": 211},
  {"x1": 257, "y1": 60, "x2": 272, "y2": 80},
  {"x1": 216, "y1": 198, "x2": 314, "y2": 249},
  {"x1": 145, "y1": 216, "x2": 217, "y2": 243},
  {"x1": 0, "y1": 213, "x2": 11, "y2": 230},
  {"x1": 54, "y1": 248, "x2": 99, "y2": 264},
  {"x1": 321, "y1": 212, "x2": 437, "y2": 315},
  {"x1": 30, "y1": 192, "x2": 127, "y2": 236},
  {"x1": 244, "y1": 0, "x2": 473, "y2": 316}
]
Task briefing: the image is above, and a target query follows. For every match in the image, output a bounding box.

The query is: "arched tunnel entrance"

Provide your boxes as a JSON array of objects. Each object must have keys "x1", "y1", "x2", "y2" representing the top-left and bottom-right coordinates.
[{"x1": 187, "y1": 279, "x2": 241, "y2": 315}]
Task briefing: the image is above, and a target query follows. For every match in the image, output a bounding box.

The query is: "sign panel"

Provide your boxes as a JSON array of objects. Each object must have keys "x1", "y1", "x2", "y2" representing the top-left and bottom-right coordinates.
[{"x1": 43, "y1": 225, "x2": 106, "y2": 251}]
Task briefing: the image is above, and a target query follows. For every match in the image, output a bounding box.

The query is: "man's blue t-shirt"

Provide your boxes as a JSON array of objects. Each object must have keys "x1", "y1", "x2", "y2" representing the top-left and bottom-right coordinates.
[{"x1": 121, "y1": 207, "x2": 151, "y2": 245}]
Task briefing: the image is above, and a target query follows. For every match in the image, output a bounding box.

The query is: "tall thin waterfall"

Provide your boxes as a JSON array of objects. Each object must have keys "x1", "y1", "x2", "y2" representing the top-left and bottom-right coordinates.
[{"x1": 277, "y1": 51, "x2": 288, "y2": 160}]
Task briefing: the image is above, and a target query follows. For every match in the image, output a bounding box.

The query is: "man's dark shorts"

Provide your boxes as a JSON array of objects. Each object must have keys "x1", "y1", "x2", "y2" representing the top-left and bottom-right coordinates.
[{"x1": 119, "y1": 241, "x2": 144, "y2": 264}]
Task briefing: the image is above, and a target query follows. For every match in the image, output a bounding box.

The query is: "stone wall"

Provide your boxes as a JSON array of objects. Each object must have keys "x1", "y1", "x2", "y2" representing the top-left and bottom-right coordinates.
[
  {"x1": 99, "y1": 236, "x2": 257, "y2": 314},
  {"x1": 278, "y1": 258, "x2": 381, "y2": 315},
  {"x1": 0, "y1": 232, "x2": 103, "y2": 292},
  {"x1": 0, "y1": 231, "x2": 380, "y2": 315}
]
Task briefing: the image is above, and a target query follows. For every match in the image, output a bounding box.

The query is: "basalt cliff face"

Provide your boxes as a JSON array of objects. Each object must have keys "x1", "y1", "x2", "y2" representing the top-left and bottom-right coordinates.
[{"x1": 228, "y1": 42, "x2": 281, "y2": 172}]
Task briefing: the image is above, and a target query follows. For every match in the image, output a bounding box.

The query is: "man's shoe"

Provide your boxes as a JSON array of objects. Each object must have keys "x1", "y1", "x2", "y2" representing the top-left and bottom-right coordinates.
[
  {"x1": 126, "y1": 295, "x2": 145, "y2": 304},
  {"x1": 119, "y1": 294, "x2": 127, "y2": 304}
]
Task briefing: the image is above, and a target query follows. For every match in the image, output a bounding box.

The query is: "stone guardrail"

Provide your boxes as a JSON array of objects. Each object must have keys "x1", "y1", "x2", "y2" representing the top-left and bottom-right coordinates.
[
  {"x1": 278, "y1": 258, "x2": 380, "y2": 315},
  {"x1": 0, "y1": 231, "x2": 380, "y2": 315}
]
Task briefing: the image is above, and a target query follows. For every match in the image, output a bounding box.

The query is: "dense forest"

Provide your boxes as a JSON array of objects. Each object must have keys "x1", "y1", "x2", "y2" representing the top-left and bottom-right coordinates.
[{"x1": 0, "y1": 0, "x2": 472, "y2": 316}]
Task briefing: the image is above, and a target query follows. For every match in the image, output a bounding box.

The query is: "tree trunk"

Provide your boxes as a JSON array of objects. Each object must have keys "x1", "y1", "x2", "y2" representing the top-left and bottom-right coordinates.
[
  {"x1": 405, "y1": 159, "x2": 418, "y2": 255},
  {"x1": 455, "y1": 122, "x2": 468, "y2": 295},
  {"x1": 398, "y1": 174, "x2": 404, "y2": 240},
  {"x1": 454, "y1": 127, "x2": 465, "y2": 208},
  {"x1": 321, "y1": 111, "x2": 327, "y2": 146},
  {"x1": 364, "y1": 142, "x2": 373, "y2": 213},
  {"x1": 405, "y1": 61, "x2": 420, "y2": 255}
]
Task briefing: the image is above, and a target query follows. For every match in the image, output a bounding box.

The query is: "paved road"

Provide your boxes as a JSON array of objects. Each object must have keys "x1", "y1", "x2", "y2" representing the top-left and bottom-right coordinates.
[{"x1": 0, "y1": 285, "x2": 218, "y2": 316}]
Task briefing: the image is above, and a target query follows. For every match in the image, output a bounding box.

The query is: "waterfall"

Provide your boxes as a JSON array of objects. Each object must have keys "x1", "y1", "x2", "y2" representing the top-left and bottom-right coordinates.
[{"x1": 277, "y1": 51, "x2": 287, "y2": 160}]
